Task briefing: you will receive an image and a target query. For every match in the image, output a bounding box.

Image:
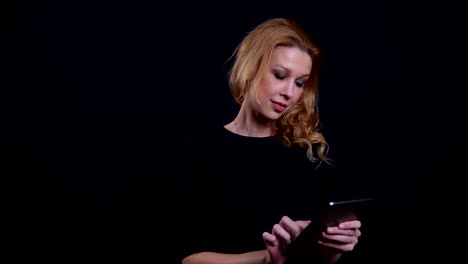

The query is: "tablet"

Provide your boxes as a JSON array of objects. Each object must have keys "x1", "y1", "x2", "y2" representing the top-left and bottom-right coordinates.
[{"x1": 284, "y1": 197, "x2": 375, "y2": 257}]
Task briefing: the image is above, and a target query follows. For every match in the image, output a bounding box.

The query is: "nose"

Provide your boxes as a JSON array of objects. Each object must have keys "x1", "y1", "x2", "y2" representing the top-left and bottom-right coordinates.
[{"x1": 280, "y1": 81, "x2": 295, "y2": 99}]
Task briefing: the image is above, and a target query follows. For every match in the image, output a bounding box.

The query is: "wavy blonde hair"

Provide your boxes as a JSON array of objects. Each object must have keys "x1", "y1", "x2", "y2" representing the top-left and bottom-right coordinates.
[{"x1": 228, "y1": 18, "x2": 330, "y2": 164}]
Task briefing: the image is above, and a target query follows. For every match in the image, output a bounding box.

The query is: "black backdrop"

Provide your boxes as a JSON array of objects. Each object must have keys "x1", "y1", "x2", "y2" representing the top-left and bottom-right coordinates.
[{"x1": 4, "y1": 1, "x2": 467, "y2": 262}]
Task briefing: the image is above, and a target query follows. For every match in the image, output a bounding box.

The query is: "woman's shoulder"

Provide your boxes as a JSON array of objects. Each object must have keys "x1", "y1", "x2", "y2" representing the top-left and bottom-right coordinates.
[{"x1": 178, "y1": 121, "x2": 226, "y2": 155}]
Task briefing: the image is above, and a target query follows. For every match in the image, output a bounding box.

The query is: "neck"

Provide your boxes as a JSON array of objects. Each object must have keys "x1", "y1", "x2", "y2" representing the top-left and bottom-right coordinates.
[{"x1": 233, "y1": 112, "x2": 273, "y2": 138}]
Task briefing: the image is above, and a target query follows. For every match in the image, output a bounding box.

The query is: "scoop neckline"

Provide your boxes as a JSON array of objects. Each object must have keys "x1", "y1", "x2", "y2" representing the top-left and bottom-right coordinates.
[{"x1": 222, "y1": 126, "x2": 276, "y2": 140}]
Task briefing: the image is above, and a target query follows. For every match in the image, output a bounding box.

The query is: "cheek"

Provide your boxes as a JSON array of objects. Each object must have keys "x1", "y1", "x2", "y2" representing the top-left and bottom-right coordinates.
[
  {"x1": 291, "y1": 90, "x2": 304, "y2": 104},
  {"x1": 258, "y1": 79, "x2": 275, "y2": 97}
]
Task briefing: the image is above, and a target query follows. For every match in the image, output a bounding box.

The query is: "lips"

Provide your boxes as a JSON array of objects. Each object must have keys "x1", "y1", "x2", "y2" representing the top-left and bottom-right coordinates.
[
  {"x1": 271, "y1": 100, "x2": 288, "y2": 112},
  {"x1": 272, "y1": 101, "x2": 288, "y2": 108}
]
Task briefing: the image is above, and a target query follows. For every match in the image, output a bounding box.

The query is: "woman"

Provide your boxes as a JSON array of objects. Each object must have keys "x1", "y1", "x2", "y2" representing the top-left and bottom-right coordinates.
[{"x1": 176, "y1": 17, "x2": 362, "y2": 264}]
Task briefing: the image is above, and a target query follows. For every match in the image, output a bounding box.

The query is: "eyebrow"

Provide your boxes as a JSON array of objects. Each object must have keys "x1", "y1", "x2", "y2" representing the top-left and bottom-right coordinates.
[{"x1": 273, "y1": 65, "x2": 310, "y2": 78}]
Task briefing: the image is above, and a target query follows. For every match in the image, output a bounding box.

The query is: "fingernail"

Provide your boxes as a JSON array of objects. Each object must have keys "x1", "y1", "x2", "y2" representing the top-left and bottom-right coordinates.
[{"x1": 263, "y1": 233, "x2": 276, "y2": 242}]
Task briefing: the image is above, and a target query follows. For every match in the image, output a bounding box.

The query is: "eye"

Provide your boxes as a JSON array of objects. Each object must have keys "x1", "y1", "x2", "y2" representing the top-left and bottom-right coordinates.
[
  {"x1": 295, "y1": 81, "x2": 305, "y2": 88},
  {"x1": 274, "y1": 73, "x2": 286, "y2": 80}
]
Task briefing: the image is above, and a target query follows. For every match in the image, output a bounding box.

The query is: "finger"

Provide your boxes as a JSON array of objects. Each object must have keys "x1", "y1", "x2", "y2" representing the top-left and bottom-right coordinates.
[
  {"x1": 338, "y1": 220, "x2": 361, "y2": 229},
  {"x1": 318, "y1": 239, "x2": 356, "y2": 252},
  {"x1": 272, "y1": 224, "x2": 291, "y2": 242},
  {"x1": 326, "y1": 227, "x2": 361, "y2": 237},
  {"x1": 322, "y1": 232, "x2": 359, "y2": 245},
  {"x1": 263, "y1": 232, "x2": 286, "y2": 264},
  {"x1": 262, "y1": 232, "x2": 277, "y2": 245},
  {"x1": 295, "y1": 220, "x2": 312, "y2": 230},
  {"x1": 279, "y1": 216, "x2": 301, "y2": 239}
]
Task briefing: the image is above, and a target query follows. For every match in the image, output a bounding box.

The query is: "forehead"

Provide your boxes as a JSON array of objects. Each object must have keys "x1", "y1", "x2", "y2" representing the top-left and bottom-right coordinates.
[{"x1": 268, "y1": 46, "x2": 312, "y2": 75}]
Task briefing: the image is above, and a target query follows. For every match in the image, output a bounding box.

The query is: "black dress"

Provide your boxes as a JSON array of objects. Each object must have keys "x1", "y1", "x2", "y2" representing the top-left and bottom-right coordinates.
[{"x1": 175, "y1": 125, "x2": 338, "y2": 263}]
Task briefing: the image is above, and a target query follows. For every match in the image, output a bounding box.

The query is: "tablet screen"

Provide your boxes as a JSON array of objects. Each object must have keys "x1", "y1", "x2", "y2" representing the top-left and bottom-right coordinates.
[{"x1": 285, "y1": 197, "x2": 375, "y2": 257}]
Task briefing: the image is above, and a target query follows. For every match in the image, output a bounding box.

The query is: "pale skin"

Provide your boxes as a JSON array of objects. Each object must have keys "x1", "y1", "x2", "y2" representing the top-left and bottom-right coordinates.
[
  {"x1": 182, "y1": 46, "x2": 362, "y2": 264},
  {"x1": 262, "y1": 216, "x2": 361, "y2": 264}
]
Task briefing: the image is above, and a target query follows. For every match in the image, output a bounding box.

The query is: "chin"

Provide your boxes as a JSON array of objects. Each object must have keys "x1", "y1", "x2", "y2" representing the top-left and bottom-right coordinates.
[{"x1": 262, "y1": 111, "x2": 284, "y2": 121}]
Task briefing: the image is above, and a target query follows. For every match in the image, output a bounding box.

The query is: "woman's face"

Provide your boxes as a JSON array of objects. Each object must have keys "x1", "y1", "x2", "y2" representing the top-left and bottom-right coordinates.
[{"x1": 249, "y1": 46, "x2": 312, "y2": 120}]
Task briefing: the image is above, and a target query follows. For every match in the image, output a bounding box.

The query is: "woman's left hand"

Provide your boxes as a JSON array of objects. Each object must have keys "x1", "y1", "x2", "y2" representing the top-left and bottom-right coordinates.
[{"x1": 318, "y1": 220, "x2": 361, "y2": 253}]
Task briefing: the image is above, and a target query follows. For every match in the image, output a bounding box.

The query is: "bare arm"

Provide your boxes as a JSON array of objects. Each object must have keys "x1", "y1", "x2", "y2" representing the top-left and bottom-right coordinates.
[{"x1": 182, "y1": 250, "x2": 268, "y2": 264}]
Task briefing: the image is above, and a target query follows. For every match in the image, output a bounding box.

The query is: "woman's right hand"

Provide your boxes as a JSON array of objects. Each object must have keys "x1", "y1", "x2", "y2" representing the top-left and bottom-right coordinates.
[{"x1": 262, "y1": 216, "x2": 311, "y2": 264}]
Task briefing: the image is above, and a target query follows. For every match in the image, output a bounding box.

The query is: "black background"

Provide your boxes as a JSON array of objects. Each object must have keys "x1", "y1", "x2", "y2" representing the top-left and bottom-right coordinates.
[{"x1": 4, "y1": 1, "x2": 467, "y2": 262}]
